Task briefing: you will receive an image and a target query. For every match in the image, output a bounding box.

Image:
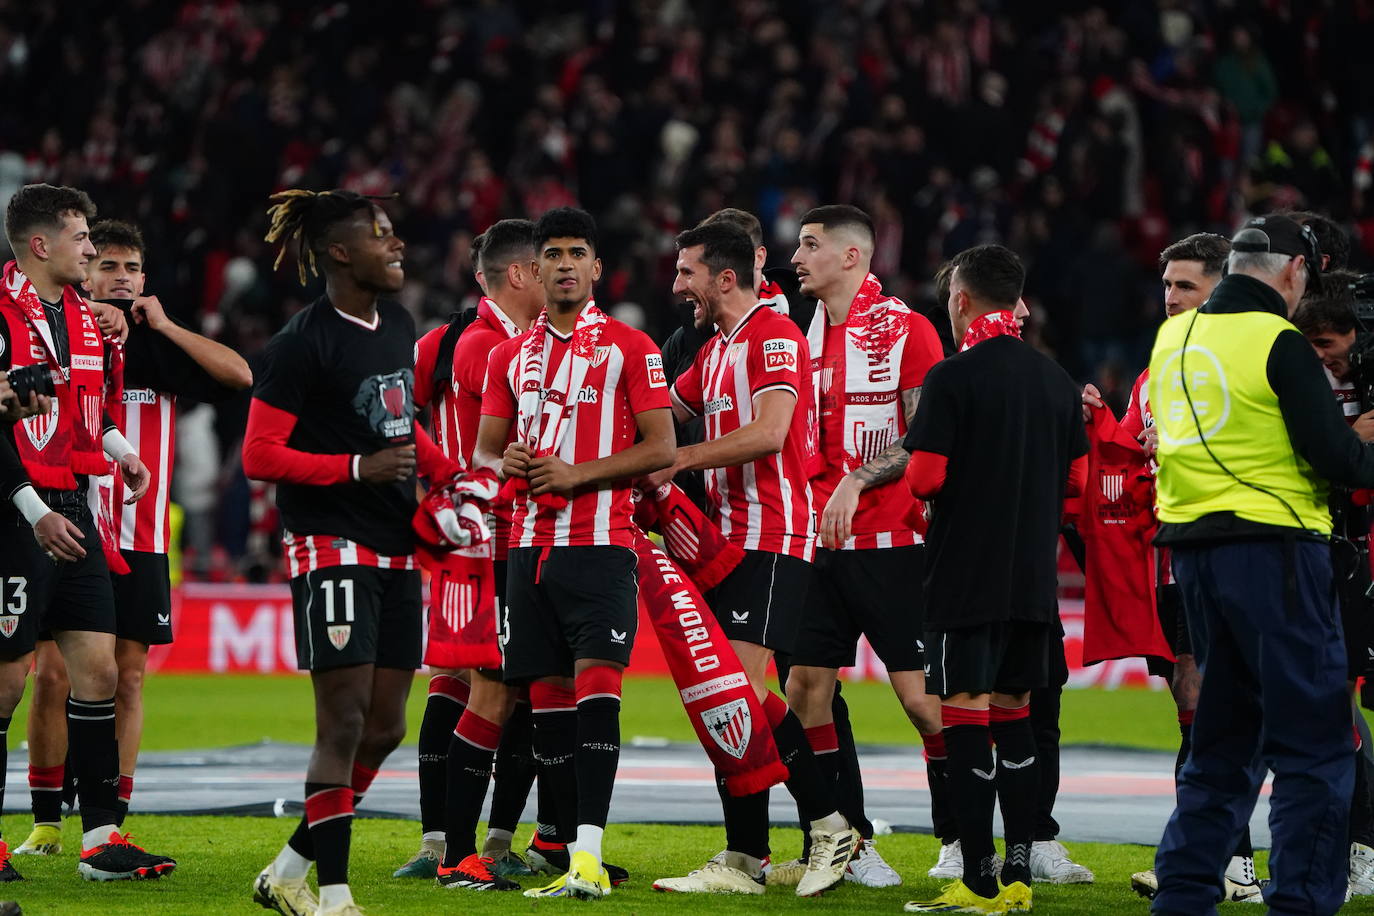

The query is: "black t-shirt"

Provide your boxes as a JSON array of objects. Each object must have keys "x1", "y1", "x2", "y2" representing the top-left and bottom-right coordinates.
[
  {"x1": 252, "y1": 298, "x2": 418, "y2": 556},
  {"x1": 903, "y1": 335, "x2": 1088, "y2": 629},
  {"x1": 102, "y1": 300, "x2": 241, "y2": 405}
]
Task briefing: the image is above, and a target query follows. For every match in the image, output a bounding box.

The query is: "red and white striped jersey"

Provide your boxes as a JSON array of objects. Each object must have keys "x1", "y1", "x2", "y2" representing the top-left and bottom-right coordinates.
[
  {"x1": 482, "y1": 316, "x2": 671, "y2": 549},
  {"x1": 283, "y1": 530, "x2": 418, "y2": 577},
  {"x1": 110, "y1": 387, "x2": 177, "y2": 554},
  {"x1": 672, "y1": 304, "x2": 816, "y2": 560},
  {"x1": 1121, "y1": 369, "x2": 1152, "y2": 439}
]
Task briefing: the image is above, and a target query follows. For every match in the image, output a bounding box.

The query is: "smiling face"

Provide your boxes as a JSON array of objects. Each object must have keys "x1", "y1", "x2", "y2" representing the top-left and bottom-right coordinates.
[
  {"x1": 41, "y1": 212, "x2": 98, "y2": 288},
  {"x1": 1161, "y1": 258, "x2": 1218, "y2": 317},
  {"x1": 673, "y1": 244, "x2": 724, "y2": 331},
  {"x1": 84, "y1": 244, "x2": 146, "y2": 300},
  {"x1": 1306, "y1": 326, "x2": 1358, "y2": 382},
  {"x1": 331, "y1": 205, "x2": 405, "y2": 293},
  {"x1": 536, "y1": 236, "x2": 601, "y2": 310}
]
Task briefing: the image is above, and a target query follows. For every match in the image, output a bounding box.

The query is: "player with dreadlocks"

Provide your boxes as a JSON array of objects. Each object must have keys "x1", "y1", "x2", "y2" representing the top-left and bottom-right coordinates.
[{"x1": 245, "y1": 189, "x2": 461, "y2": 916}]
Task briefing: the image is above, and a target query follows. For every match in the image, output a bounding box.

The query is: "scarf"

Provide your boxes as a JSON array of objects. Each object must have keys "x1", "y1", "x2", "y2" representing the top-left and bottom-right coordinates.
[
  {"x1": 0, "y1": 261, "x2": 110, "y2": 488},
  {"x1": 806, "y1": 273, "x2": 913, "y2": 477},
  {"x1": 959, "y1": 309, "x2": 1022, "y2": 351},
  {"x1": 758, "y1": 278, "x2": 790, "y2": 316},
  {"x1": 633, "y1": 482, "x2": 745, "y2": 592},
  {"x1": 631, "y1": 527, "x2": 789, "y2": 796},
  {"x1": 414, "y1": 468, "x2": 503, "y2": 670},
  {"x1": 503, "y1": 301, "x2": 608, "y2": 510}
]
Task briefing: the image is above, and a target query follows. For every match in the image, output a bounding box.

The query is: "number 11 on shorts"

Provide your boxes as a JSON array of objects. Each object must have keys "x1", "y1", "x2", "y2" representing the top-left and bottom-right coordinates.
[{"x1": 322, "y1": 578, "x2": 355, "y2": 623}]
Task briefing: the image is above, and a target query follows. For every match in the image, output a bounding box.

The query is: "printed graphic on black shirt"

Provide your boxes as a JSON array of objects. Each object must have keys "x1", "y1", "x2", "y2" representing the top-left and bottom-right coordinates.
[{"x1": 352, "y1": 369, "x2": 414, "y2": 441}]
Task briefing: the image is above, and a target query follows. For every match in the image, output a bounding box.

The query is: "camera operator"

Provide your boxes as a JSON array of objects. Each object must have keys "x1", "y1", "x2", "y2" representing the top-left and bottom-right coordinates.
[
  {"x1": 1294, "y1": 272, "x2": 1374, "y2": 899},
  {"x1": 1148, "y1": 214, "x2": 1374, "y2": 915}
]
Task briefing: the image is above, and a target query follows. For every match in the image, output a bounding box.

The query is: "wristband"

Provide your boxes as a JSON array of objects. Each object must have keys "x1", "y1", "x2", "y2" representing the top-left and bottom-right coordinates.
[
  {"x1": 102, "y1": 429, "x2": 137, "y2": 463},
  {"x1": 351, "y1": 455, "x2": 361, "y2": 482},
  {"x1": 12, "y1": 485, "x2": 50, "y2": 527}
]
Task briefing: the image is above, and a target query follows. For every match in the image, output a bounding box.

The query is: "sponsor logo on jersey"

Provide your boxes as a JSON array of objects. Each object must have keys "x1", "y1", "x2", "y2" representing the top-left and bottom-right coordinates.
[
  {"x1": 327, "y1": 625, "x2": 351, "y2": 650},
  {"x1": 700, "y1": 698, "x2": 751, "y2": 760},
  {"x1": 352, "y1": 368, "x2": 415, "y2": 440},
  {"x1": 157, "y1": 612, "x2": 171, "y2": 626},
  {"x1": 646, "y1": 353, "x2": 666, "y2": 388},
  {"x1": 610, "y1": 628, "x2": 627, "y2": 644},
  {"x1": 71, "y1": 354, "x2": 103, "y2": 371},
  {"x1": 762, "y1": 337, "x2": 797, "y2": 372},
  {"x1": 704, "y1": 394, "x2": 734, "y2": 415},
  {"x1": 0, "y1": 616, "x2": 16, "y2": 638},
  {"x1": 23, "y1": 397, "x2": 57, "y2": 450},
  {"x1": 123, "y1": 387, "x2": 159, "y2": 404},
  {"x1": 576, "y1": 385, "x2": 598, "y2": 404}
]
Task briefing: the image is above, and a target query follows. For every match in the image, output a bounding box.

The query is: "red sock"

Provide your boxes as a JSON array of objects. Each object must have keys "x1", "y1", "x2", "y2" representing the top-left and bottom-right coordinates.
[
  {"x1": 804, "y1": 722, "x2": 839, "y2": 755},
  {"x1": 117, "y1": 774, "x2": 134, "y2": 804},
  {"x1": 762, "y1": 692, "x2": 789, "y2": 730},
  {"x1": 922, "y1": 730, "x2": 947, "y2": 761}
]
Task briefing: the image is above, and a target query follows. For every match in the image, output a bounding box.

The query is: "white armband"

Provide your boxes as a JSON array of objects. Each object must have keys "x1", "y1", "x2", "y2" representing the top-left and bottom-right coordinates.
[
  {"x1": 102, "y1": 429, "x2": 136, "y2": 463},
  {"x1": 351, "y1": 455, "x2": 361, "y2": 482},
  {"x1": 11, "y1": 485, "x2": 50, "y2": 527}
]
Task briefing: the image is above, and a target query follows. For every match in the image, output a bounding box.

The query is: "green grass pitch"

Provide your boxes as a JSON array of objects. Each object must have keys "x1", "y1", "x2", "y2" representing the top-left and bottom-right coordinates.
[{"x1": 1, "y1": 674, "x2": 1370, "y2": 914}]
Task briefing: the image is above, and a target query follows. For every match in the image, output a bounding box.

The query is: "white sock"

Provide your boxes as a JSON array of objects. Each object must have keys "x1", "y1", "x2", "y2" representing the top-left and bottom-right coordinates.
[
  {"x1": 483, "y1": 827, "x2": 515, "y2": 852},
  {"x1": 82, "y1": 824, "x2": 118, "y2": 851},
  {"x1": 810, "y1": 812, "x2": 848, "y2": 834},
  {"x1": 722, "y1": 850, "x2": 764, "y2": 877},
  {"x1": 574, "y1": 825, "x2": 604, "y2": 864},
  {"x1": 421, "y1": 830, "x2": 445, "y2": 846},
  {"x1": 272, "y1": 844, "x2": 313, "y2": 880},
  {"x1": 318, "y1": 883, "x2": 353, "y2": 910}
]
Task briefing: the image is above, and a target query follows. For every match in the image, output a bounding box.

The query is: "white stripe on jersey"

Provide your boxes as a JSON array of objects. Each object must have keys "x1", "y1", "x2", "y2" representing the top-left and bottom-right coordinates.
[
  {"x1": 153, "y1": 395, "x2": 172, "y2": 552},
  {"x1": 593, "y1": 350, "x2": 623, "y2": 547},
  {"x1": 119, "y1": 400, "x2": 141, "y2": 550}
]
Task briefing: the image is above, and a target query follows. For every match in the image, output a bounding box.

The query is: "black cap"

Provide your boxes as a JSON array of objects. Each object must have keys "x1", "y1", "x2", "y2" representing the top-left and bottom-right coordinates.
[{"x1": 1231, "y1": 214, "x2": 1322, "y2": 273}]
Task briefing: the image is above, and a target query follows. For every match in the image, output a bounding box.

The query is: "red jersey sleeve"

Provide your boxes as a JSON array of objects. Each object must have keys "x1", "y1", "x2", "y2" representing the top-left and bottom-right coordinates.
[
  {"x1": 747, "y1": 326, "x2": 804, "y2": 400},
  {"x1": 899, "y1": 311, "x2": 945, "y2": 390},
  {"x1": 453, "y1": 330, "x2": 489, "y2": 401},
  {"x1": 480, "y1": 338, "x2": 519, "y2": 420},
  {"x1": 413, "y1": 326, "x2": 444, "y2": 411},
  {"x1": 671, "y1": 348, "x2": 705, "y2": 416},
  {"x1": 621, "y1": 330, "x2": 672, "y2": 415}
]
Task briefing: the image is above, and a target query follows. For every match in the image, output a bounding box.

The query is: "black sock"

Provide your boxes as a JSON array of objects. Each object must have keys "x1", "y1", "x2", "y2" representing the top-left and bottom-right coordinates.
[
  {"x1": 488, "y1": 701, "x2": 536, "y2": 834},
  {"x1": 67, "y1": 697, "x2": 120, "y2": 835},
  {"x1": 534, "y1": 767, "x2": 562, "y2": 845},
  {"x1": 773, "y1": 710, "x2": 836, "y2": 824},
  {"x1": 30, "y1": 762, "x2": 63, "y2": 828},
  {"x1": 1029, "y1": 682, "x2": 1062, "y2": 842},
  {"x1": 944, "y1": 720, "x2": 999, "y2": 899},
  {"x1": 575, "y1": 696, "x2": 620, "y2": 831},
  {"x1": 532, "y1": 707, "x2": 579, "y2": 843},
  {"x1": 832, "y1": 687, "x2": 874, "y2": 838},
  {"x1": 717, "y1": 771, "x2": 771, "y2": 860},
  {"x1": 0, "y1": 717, "x2": 8, "y2": 837},
  {"x1": 1353, "y1": 749, "x2": 1374, "y2": 847},
  {"x1": 287, "y1": 814, "x2": 313, "y2": 860},
  {"x1": 441, "y1": 711, "x2": 501, "y2": 866},
  {"x1": 1175, "y1": 715, "x2": 1192, "y2": 783},
  {"x1": 923, "y1": 732, "x2": 956, "y2": 843},
  {"x1": 418, "y1": 687, "x2": 466, "y2": 836},
  {"x1": 1234, "y1": 825, "x2": 1253, "y2": 860},
  {"x1": 304, "y1": 783, "x2": 352, "y2": 887},
  {"x1": 990, "y1": 710, "x2": 1038, "y2": 886}
]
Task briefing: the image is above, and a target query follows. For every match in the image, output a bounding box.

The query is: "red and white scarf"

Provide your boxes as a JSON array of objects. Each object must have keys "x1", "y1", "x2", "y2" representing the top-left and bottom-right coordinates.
[
  {"x1": 0, "y1": 261, "x2": 110, "y2": 488},
  {"x1": 805, "y1": 273, "x2": 913, "y2": 476},
  {"x1": 960, "y1": 309, "x2": 1022, "y2": 351},
  {"x1": 508, "y1": 301, "x2": 607, "y2": 509},
  {"x1": 758, "y1": 277, "x2": 790, "y2": 317}
]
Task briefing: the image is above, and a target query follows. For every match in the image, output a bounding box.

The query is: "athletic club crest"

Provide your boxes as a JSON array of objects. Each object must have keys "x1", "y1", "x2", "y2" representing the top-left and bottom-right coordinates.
[
  {"x1": 1100, "y1": 471, "x2": 1124, "y2": 503},
  {"x1": 23, "y1": 397, "x2": 57, "y2": 450},
  {"x1": 0, "y1": 616, "x2": 16, "y2": 638},
  {"x1": 327, "y1": 625, "x2": 351, "y2": 650},
  {"x1": 700, "y1": 698, "x2": 751, "y2": 760},
  {"x1": 589, "y1": 346, "x2": 611, "y2": 368}
]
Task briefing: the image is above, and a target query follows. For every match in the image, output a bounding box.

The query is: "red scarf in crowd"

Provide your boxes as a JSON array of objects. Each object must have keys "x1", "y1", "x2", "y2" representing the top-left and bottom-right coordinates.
[
  {"x1": 959, "y1": 309, "x2": 1022, "y2": 351},
  {"x1": 0, "y1": 261, "x2": 110, "y2": 488},
  {"x1": 500, "y1": 302, "x2": 608, "y2": 511},
  {"x1": 413, "y1": 469, "x2": 503, "y2": 670},
  {"x1": 1079, "y1": 405, "x2": 1173, "y2": 665},
  {"x1": 631, "y1": 527, "x2": 788, "y2": 796}
]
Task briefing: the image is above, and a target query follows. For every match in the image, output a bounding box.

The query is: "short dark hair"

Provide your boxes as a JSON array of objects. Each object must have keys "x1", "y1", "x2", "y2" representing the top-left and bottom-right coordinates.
[
  {"x1": 1158, "y1": 233, "x2": 1230, "y2": 274},
  {"x1": 534, "y1": 207, "x2": 597, "y2": 252},
  {"x1": 933, "y1": 260, "x2": 954, "y2": 303},
  {"x1": 1294, "y1": 269, "x2": 1358, "y2": 336},
  {"x1": 675, "y1": 222, "x2": 756, "y2": 288},
  {"x1": 699, "y1": 208, "x2": 763, "y2": 249},
  {"x1": 950, "y1": 244, "x2": 1024, "y2": 307},
  {"x1": 5, "y1": 183, "x2": 97, "y2": 252},
  {"x1": 1274, "y1": 209, "x2": 1350, "y2": 271},
  {"x1": 799, "y1": 204, "x2": 875, "y2": 247},
  {"x1": 89, "y1": 219, "x2": 145, "y2": 260},
  {"x1": 475, "y1": 219, "x2": 535, "y2": 286}
]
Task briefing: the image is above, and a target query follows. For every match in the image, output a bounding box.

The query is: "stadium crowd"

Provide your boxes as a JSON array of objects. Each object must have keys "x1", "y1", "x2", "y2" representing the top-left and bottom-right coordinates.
[{"x1": 4, "y1": 0, "x2": 1374, "y2": 578}]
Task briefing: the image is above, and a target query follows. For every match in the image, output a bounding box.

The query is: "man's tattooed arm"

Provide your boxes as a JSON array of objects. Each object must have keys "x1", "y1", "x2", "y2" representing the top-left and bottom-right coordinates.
[{"x1": 850, "y1": 386, "x2": 921, "y2": 488}]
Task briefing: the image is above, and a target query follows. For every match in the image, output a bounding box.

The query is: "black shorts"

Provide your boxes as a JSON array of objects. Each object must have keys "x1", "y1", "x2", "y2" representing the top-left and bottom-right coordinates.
[
  {"x1": 1146, "y1": 583, "x2": 1193, "y2": 679},
  {"x1": 706, "y1": 550, "x2": 812, "y2": 654},
  {"x1": 112, "y1": 550, "x2": 173, "y2": 646},
  {"x1": 1336, "y1": 543, "x2": 1373, "y2": 679},
  {"x1": 792, "y1": 546, "x2": 925, "y2": 671},
  {"x1": 290, "y1": 566, "x2": 422, "y2": 671},
  {"x1": 0, "y1": 511, "x2": 116, "y2": 660},
  {"x1": 501, "y1": 546, "x2": 638, "y2": 682},
  {"x1": 924, "y1": 620, "x2": 1051, "y2": 697}
]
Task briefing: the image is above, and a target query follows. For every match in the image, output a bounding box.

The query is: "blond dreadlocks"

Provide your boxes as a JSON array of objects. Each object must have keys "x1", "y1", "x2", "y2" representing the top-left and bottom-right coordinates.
[{"x1": 264, "y1": 188, "x2": 395, "y2": 285}]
